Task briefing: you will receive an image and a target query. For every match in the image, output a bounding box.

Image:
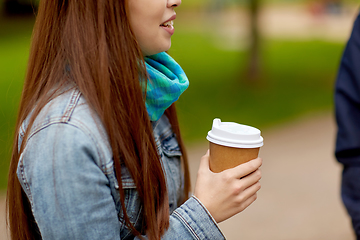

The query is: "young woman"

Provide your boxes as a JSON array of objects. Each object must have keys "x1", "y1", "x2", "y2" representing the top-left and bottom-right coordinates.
[{"x1": 7, "y1": 0, "x2": 262, "y2": 239}]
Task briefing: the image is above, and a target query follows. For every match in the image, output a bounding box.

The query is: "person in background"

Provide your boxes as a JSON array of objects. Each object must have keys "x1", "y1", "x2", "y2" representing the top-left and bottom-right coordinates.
[
  {"x1": 6, "y1": 0, "x2": 262, "y2": 239},
  {"x1": 335, "y1": 11, "x2": 360, "y2": 239}
]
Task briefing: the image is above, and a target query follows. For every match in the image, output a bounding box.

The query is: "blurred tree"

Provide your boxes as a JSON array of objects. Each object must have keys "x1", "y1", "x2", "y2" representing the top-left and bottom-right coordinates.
[
  {"x1": 3, "y1": 0, "x2": 38, "y2": 16},
  {"x1": 246, "y1": 0, "x2": 262, "y2": 82}
]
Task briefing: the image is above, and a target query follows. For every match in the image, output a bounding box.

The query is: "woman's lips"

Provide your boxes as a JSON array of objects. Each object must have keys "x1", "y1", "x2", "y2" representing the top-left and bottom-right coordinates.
[
  {"x1": 160, "y1": 22, "x2": 175, "y2": 35},
  {"x1": 160, "y1": 15, "x2": 176, "y2": 35}
]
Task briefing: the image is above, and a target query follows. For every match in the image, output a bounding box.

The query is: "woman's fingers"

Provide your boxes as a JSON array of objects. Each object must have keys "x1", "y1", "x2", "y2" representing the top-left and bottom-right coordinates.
[
  {"x1": 236, "y1": 192, "x2": 258, "y2": 213},
  {"x1": 238, "y1": 180, "x2": 261, "y2": 203},
  {"x1": 238, "y1": 168, "x2": 262, "y2": 190},
  {"x1": 226, "y1": 157, "x2": 262, "y2": 179},
  {"x1": 198, "y1": 150, "x2": 210, "y2": 170}
]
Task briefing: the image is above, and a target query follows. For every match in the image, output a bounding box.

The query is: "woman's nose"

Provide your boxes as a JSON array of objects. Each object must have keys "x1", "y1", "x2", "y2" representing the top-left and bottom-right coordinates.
[{"x1": 167, "y1": 0, "x2": 181, "y2": 8}]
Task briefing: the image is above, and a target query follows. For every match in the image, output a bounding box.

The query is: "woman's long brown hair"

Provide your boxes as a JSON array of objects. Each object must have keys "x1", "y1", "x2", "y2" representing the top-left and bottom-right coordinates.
[{"x1": 6, "y1": 0, "x2": 190, "y2": 239}]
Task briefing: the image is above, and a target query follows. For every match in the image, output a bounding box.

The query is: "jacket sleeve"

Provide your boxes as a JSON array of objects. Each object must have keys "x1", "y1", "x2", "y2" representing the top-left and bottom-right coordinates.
[
  {"x1": 130, "y1": 196, "x2": 225, "y2": 240},
  {"x1": 335, "y1": 12, "x2": 360, "y2": 165},
  {"x1": 335, "y1": 11, "x2": 360, "y2": 237},
  {"x1": 18, "y1": 123, "x2": 225, "y2": 240},
  {"x1": 163, "y1": 196, "x2": 225, "y2": 239}
]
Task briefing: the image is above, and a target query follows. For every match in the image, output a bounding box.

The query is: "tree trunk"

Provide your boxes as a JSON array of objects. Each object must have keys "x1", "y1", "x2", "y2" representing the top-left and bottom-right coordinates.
[
  {"x1": 3, "y1": 0, "x2": 37, "y2": 16},
  {"x1": 246, "y1": 0, "x2": 261, "y2": 82}
]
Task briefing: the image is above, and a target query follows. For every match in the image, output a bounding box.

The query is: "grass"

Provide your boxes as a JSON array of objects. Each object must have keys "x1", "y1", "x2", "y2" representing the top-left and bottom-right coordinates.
[{"x1": 0, "y1": 16, "x2": 345, "y2": 191}]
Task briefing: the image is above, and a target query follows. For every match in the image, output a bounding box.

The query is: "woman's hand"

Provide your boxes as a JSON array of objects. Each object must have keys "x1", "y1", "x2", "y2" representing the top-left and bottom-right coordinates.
[{"x1": 194, "y1": 150, "x2": 262, "y2": 223}]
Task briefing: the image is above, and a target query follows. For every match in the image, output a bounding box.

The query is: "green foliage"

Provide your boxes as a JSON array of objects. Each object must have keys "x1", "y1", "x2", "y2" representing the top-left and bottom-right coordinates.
[{"x1": 0, "y1": 18, "x2": 33, "y2": 190}]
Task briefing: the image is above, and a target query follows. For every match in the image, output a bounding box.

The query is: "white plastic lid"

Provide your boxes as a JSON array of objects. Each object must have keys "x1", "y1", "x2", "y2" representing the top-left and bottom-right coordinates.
[{"x1": 206, "y1": 118, "x2": 263, "y2": 148}]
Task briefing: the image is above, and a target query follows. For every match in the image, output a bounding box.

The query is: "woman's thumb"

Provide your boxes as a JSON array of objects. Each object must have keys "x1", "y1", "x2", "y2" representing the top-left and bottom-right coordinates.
[{"x1": 199, "y1": 149, "x2": 210, "y2": 170}]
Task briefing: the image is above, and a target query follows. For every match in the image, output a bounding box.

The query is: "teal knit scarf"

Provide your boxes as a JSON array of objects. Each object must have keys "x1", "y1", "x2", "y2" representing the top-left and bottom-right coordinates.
[{"x1": 143, "y1": 52, "x2": 189, "y2": 121}]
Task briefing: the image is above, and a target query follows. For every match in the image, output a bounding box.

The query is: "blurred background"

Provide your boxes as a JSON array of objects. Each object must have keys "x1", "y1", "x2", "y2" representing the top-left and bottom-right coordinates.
[{"x1": 0, "y1": 0, "x2": 359, "y2": 239}]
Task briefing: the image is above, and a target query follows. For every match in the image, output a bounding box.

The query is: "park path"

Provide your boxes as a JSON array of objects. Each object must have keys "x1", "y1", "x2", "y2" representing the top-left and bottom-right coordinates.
[
  {"x1": 0, "y1": 192, "x2": 6, "y2": 240},
  {"x1": 0, "y1": 112, "x2": 354, "y2": 240}
]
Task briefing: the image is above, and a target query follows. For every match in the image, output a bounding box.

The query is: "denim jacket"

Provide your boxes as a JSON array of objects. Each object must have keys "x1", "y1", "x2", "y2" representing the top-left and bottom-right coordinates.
[{"x1": 16, "y1": 88, "x2": 225, "y2": 239}]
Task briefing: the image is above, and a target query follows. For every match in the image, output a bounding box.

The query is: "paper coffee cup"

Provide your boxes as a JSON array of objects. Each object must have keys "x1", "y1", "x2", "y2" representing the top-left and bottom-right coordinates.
[{"x1": 206, "y1": 118, "x2": 263, "y2": 173}]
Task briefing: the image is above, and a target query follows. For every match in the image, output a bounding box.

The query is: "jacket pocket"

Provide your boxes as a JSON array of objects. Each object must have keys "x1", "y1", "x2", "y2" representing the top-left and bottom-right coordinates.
[
  {"x1": 107, "y1": 160, "x2": 144, "y2": 239},
  {"x1": 160, "y1": 131, "x2": 182, "y2": 157},
  {"x1": 158, "y1": 131, "x2": 183, "y2": 212}
]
